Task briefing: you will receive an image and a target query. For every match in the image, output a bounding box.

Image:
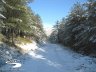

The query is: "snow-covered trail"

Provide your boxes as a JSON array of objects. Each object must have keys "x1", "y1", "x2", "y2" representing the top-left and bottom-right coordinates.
[{"x1": 1, "y1": 43, "x2": 96, "y2": 72}]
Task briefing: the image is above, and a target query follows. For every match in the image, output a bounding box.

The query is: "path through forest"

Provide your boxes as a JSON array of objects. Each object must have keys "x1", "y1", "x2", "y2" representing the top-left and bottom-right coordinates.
[{"x1": 1, "y1": 43, "x2": 96, "y2": 72}]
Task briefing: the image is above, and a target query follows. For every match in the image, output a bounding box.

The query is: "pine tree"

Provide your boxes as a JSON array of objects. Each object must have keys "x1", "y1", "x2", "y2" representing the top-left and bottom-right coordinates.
[
  {"x1": 0, "y1": 0, "x2": 6, "y2": 32},
  {"x1": 85, "y1": 0, "x2": 96, "y2": 26},
  {"x1": 1, "y1": 0, "x2": 33, "y2": 44}
]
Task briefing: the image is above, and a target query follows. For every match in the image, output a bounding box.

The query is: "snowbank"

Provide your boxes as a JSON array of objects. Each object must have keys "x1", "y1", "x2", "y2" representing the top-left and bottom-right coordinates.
[
  {"x1": 0, "y1": 42, "x2": 21, "y2": 67},
  {"x1": 0, "y1": 41, "x2": 38, "y2": 69},
  {"x1": 16, "y1": 41, "x2": 38, "y2": 54}
]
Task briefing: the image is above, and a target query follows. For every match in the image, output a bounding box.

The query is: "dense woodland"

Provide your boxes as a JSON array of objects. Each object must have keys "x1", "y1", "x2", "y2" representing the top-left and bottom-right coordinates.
[
  {"x1": 0, "y1": 0, "x2": 46, "y2": 45},
  {"x1": 49, "y1": 0, "x2": 96, "y2": 55}
]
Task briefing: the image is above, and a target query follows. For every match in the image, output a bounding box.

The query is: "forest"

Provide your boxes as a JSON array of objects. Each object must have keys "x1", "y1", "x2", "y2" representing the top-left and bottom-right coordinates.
[
  {"x1": 0, "y1": 0, "x2": 96, "y2": 72},
  {"x1": 49, "y1": 0, "x2": 96, "y2": 55},
  {"x1": 0, "y1": 0, "x2": 46, "y2": 45}
]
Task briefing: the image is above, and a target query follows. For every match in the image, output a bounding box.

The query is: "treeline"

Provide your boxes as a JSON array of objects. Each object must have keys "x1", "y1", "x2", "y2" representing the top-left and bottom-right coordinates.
[
  {"x1": 50, "y1": 0, "x2": 96, "y2": 55},
  {"x1": 0, "y1": 0, "x2": 46, "y2": 44}
]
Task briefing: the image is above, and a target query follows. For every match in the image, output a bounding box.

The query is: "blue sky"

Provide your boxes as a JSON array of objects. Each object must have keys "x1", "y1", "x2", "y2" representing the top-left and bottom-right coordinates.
[{"x1": 29, "y1": 0, "x2": 87, "y2": 28}]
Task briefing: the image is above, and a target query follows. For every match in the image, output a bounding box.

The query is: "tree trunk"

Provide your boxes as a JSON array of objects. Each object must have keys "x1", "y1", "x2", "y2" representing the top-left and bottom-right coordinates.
[{"x1": 12, "y1": 29, "x2": 14, "y2": 44}]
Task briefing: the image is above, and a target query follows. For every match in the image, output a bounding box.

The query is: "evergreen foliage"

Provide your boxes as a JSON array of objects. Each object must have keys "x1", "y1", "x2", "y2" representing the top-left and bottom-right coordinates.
[
  {"x1": 0, "y1": 0, "x2": 46, "y2": 44},
  {"x1": 50, "y1": 0, "x2": 96, "y2": 54}
]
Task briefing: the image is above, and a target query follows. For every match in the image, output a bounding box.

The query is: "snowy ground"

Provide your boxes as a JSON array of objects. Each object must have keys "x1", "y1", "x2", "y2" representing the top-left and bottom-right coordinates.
[
  {"x1": 0, "y1": 42, "x2": 96, "y2": 72},
  {"x1": 16, "y1": 41, "x2": 38, "y2": 54}
]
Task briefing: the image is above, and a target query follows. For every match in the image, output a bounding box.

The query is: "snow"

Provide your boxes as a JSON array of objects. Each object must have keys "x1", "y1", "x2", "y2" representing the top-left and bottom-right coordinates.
[
  {"x1": 6, "y1": 62, "x2": 22, "y2": 68},
  {"x1": 1, "y1": 42, "x2": 96, "y2": 72},
  {"x1": 0, "y1": 13, "x2": 6, "y2": 19},
  {"x1": 11, "y1": 63, "x2": 21, "y2": 68},
  {"x1": 89, "y1": 35, "x2": 96, "y2": 43},
  {"x1": 16, "y1": 41, "x2": 38, "y2": 54}
]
